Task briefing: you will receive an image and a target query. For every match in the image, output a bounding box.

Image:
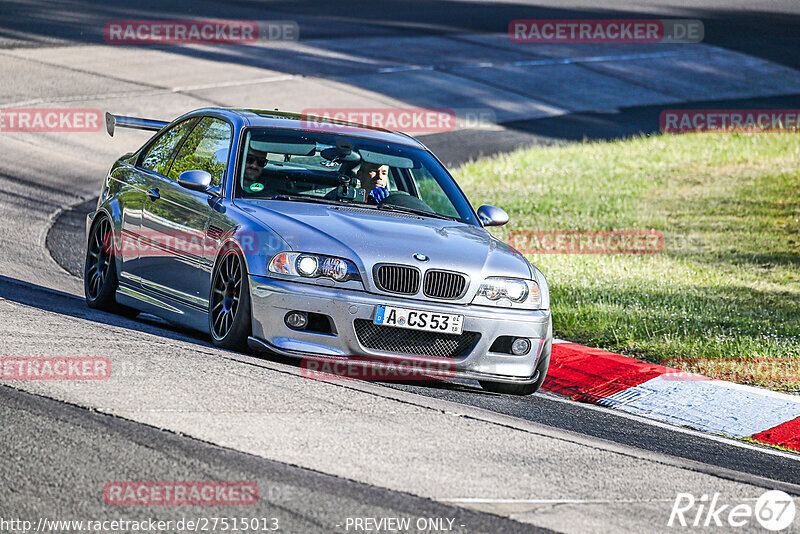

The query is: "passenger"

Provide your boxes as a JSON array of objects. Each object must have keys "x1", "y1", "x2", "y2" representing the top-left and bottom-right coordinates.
[{"x1": 358, "y1": 162, "x2": 390, "y2": 204}]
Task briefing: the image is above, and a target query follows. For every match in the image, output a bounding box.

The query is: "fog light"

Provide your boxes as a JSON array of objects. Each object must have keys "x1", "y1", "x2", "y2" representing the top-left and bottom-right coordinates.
[
  {"x1": 511, "y1": 337, "x2": 531, "y2": 356},
  {"x1": 285, "y1": 312, "x2": 308, "y2": 330}
]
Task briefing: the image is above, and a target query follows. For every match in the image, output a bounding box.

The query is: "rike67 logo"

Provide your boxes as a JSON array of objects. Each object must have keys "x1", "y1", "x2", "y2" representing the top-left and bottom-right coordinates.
[{"x1": 669, "y1": 490, "x2": 795, "y2": 531}]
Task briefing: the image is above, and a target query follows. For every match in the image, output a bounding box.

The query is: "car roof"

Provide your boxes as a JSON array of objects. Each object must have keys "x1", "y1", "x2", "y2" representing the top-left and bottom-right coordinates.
[{"x1": 187, "y1": 108, "x2": 427, "y2": 149}]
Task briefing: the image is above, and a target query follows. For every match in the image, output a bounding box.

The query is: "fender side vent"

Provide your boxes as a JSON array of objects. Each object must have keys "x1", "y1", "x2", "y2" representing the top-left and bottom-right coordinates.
[{"x1": 207, "y1": 225, "x2": 225, "y2": 241}]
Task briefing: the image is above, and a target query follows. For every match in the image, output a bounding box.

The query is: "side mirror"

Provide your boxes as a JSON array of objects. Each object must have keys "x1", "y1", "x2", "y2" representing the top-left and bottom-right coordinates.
[
  {"x1": 177, "y1": 170, "x2": 213, "y2": 192},
  {"x1": 477, "y1": 205, "x2": 510, "y2": 227}
]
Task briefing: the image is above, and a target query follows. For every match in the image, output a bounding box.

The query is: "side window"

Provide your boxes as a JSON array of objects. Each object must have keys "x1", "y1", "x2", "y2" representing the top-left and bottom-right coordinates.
[
  {"x1": 386, "y1": 167, "x2": 401, "y2": 191},
  {"x1": 412, "y1": 167, "x2": 460, "y2": 218},
  {"x1": 140, "y1": 119, "x2": 197, "y2": 175},
  {"x1": 168, "y1": 117, "x2": 232, "y2": 188}
]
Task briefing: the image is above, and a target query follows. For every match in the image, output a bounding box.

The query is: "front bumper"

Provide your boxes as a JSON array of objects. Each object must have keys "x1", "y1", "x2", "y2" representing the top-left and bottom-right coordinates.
[{"x1": 248, "y1": 275, "x2": 552, "y2": 383}]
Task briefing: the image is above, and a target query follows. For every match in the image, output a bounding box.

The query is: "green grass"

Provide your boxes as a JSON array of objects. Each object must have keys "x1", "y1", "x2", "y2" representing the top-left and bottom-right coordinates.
[{"x1": 453, "y1": 133, "x2": 800, "y2": 392}]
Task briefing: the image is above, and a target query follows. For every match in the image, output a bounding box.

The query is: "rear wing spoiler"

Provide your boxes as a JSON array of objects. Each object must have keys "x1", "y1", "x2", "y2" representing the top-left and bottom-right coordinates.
[{"x1": 105, "y1": 112, "x2": 168, "y2": 137}]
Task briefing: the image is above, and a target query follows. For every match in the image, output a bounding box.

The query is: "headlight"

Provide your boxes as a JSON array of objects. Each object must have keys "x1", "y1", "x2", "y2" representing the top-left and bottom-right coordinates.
[
  {"x1": 296, "y1": 255, "x2": 319, "y2": 277},
  {"x1": 472, "y1": 277, "x2": 541, "y2": 309},
  {"x1": 268, "y1": 252, "x2": 360, "y2": 283}
]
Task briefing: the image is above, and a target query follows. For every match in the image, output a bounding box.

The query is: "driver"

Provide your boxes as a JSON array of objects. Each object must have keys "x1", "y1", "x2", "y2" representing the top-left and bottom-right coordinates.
[
  {"x1": 243, "y1": 144, "x2": 268, "y2": 192},
  {"x1": 358, "y1": 162, "x2": 390, "y2": 204}
]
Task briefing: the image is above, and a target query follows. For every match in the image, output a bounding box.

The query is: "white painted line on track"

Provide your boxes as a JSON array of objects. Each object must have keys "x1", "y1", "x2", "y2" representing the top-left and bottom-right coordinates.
[
  {"x1": 171, "y1": 75, "x2": 296, "y2": 92},
  {"x1": 0, "y1": 74, "x2": 298, "y2": 108},
  {"x1": 377, "y1": 50, "x2": 700, "y2": 74},
  {"x1": 472, "y1": 50, "x2": 688, "y2": 69},
  {"x1": 378, "y1": 65, "x2": 436, "y2": 73},
  {"x1": 443, "y1": 498, "x2": 678, "y2": 504}
]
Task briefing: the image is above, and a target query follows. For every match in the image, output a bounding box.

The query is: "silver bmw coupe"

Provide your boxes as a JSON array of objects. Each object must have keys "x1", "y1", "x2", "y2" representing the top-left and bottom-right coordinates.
[{"x1": 86, "y1": 108, "x2": 552, "y2": 394}]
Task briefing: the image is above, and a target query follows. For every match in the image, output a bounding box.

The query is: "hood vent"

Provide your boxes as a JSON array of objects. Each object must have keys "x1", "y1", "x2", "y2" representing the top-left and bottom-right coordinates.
[{"x1": 332, "y1": 206, "x2": 422, "y2": 220}]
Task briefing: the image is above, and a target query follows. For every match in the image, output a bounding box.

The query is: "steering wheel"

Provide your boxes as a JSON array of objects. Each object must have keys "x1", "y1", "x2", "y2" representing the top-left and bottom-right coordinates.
[{"x1": 380, "y1": 192, "x2": 435, "y2": 213}]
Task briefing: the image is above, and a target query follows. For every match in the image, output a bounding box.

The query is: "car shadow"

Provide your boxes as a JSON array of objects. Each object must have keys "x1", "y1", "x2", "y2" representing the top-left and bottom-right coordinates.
[
  {"x1": 367, "y1": 377, "x2": 487, "y2": 395},
  {"x1": 0, "y1": 274, "x2": 486, "y2": 394},
  {"x1": 0, "y1": 274, "x2": 220, "y2": 351}
]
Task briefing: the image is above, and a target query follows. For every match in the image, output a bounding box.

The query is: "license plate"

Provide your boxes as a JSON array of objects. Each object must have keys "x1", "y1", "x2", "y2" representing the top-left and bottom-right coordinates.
[{"x1": 373, "y1": 305, "x2": 464, "y2": 335}]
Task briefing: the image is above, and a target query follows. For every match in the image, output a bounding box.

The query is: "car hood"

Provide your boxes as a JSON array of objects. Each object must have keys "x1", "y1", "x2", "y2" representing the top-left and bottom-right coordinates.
[{"x1": 241, "y1": 200, "x2": 532, "y2": 297}]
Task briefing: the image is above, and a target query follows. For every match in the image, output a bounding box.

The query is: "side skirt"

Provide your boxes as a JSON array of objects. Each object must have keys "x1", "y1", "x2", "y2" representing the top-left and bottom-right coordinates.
[{"x1": 116, "y1": 282, "x2": 209, "y2": 333}]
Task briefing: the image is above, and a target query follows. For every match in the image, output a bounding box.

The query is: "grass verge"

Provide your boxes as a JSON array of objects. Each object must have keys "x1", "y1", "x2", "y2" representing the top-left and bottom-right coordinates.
[{"x1": 454, "y1": 133, "x2": 800, "y2": 392}]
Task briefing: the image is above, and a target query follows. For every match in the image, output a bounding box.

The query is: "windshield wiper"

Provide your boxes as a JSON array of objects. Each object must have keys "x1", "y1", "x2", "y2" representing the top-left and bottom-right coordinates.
[
  {"x1": 266, "y1": 194, "x2": 458, "y2": 221},
  {"x1": 377, "y1": 204, "x2": 457, "y2": 221},
  {"x1": 266, "y1": 194, "x2": 347, "y2": 206}
]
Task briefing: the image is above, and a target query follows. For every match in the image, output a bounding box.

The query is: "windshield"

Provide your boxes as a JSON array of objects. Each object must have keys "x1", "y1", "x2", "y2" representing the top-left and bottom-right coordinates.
[{"x1": 236, "y1": 128, "x2": 478, "y2": 224}]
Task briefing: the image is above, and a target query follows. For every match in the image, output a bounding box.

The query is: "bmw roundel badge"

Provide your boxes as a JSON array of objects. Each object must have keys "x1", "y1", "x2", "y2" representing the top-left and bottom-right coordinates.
[{"x1": 413, "y1": 253, "x2": 429, "y2": 262}]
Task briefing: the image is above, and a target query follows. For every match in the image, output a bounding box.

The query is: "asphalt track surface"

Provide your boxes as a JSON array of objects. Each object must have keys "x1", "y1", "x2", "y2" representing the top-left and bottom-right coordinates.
[
  {"x1": 2, "y1": 0, "x2": 799, "y2": 68},
  {"x1": 4, "y1": 0, "x2": 800, "y2": 161},
  {"x1": 4, "y1": 1, "x2": 800, "y2": 532},
  {"x1": 0, "y1": 383, "x2": 539, "y2": 533}
]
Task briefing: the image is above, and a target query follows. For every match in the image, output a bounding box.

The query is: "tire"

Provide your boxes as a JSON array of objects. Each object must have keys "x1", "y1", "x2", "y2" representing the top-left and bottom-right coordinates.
[
  {"x1": 84, "y1": 216, "x2": 137, "y2": 317},
  {"x1": 480, "y1": 341, "x2": 552, "y2": 396},
  {"x1": 209, "y1": 247, "x2": 252, "y2": 350}
]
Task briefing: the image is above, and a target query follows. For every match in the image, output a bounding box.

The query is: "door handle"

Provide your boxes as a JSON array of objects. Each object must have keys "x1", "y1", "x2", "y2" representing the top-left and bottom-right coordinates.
[{"x1": 147, "y1": 188, "x2": 160, "y2": 201}]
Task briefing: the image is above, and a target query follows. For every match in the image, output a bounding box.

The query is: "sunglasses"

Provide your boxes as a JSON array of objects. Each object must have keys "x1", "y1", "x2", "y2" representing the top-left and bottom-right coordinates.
[{"x1": 246, "y1": 155, "x2": 266, "y2": 165}]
